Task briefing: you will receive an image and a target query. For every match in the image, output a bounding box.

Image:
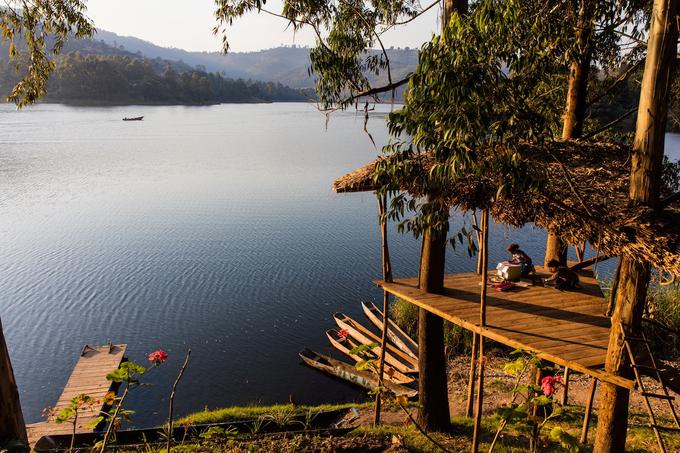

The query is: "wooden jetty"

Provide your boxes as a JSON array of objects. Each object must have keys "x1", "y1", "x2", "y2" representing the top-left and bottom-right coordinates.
[
  {"x1": 377, "y1": 267, "x2": 635, "y2": 389},
  {"x1": 26, "y1": 344, "x2": 127, "y2": 447}
]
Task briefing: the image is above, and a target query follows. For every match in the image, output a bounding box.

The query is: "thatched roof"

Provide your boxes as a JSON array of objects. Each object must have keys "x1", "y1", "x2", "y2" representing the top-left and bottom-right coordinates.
[{"x1": 333, "y1": 140, "x2": 680, "y2": 277}]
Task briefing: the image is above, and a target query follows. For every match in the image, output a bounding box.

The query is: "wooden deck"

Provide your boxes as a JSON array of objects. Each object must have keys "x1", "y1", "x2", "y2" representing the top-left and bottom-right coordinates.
[
  {"x1": 377, "y1": 267, "x2": 635, "y2": 389},
  {"x1": 26, "y1": 344, "x2": 127, "y2": 446}
]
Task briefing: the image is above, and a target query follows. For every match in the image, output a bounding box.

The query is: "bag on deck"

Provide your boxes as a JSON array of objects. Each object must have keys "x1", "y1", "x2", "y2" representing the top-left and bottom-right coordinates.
[{"x1": 497, "y1": 261, "x2": 522, "y2": 281}]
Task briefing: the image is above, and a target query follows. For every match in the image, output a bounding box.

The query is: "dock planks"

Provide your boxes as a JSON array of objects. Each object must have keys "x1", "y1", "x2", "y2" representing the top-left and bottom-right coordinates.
[
  {"x1": 26, "y1": 344, "x2": 127, "y2": 447},
  {"x1": 376, "y1": 266, "x2": 635, "y2": 389}
]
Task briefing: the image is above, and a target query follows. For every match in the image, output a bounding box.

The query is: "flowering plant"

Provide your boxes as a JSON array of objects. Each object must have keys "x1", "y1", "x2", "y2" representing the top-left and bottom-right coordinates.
[
  {"x1": 490, "y1": 351, "x2": 578, "y2": 453},
  {"x1": 540, "y1": 375, "x2": 563, "y2": 397},
  {"x1": 149, "y1": 349, "x2": 168, "y2": 364}
]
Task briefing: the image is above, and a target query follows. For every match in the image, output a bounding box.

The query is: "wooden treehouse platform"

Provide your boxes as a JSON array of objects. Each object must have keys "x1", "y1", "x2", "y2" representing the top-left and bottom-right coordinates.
[
  {"x1": 26, "y1": 344, "x2": 127, "y2": 447},
  {"x1": 377, "y1": 266, "x2": 635, "y2": 389}
]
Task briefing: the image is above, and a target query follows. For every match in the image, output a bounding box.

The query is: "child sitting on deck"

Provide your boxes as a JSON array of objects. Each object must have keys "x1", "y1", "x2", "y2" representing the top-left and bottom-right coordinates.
[
  {"x1": 507, "y1": 243, "x2": 535, "y2": 277},
  {"x1": 544, "y1": 259, "x2": 581, "y2": 290}
]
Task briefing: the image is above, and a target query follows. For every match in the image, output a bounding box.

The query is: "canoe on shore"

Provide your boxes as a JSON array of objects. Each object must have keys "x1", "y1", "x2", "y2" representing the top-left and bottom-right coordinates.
[
  {"x1": 362, "y1": 301, "x2": 419, "y2": 360},
  {"x1": 299, "y1": 348, "x2": 417, "y2": 398},
  {"x1": 325, "y1": 329, "x2": 415, "y2": 385},
  {"x1": 333, "y1": 312, "x2": 419, "y2": 374}
]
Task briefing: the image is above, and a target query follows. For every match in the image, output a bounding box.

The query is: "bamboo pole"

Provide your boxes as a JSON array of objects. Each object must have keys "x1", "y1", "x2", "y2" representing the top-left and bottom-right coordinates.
[
  {"x1": 472, "y1": 211, "x2": 482, "y2": 275},
  {"x1": 465, "y1": 333, "x2": 478, "y2": 418},
  {"x1": 580, "y1": 378, "x2": 598, "y2": 445},
  {"x1": 471, "y1": 209, "x2": 489, "y2": 452},
  {"x1": 375, "y1": 193, "x2": 393, "y2": 426},
  {"x1": 560, "y1": 367, "x2": 571, "y2": 406},
  {"x1": 530, "y1": 367, "x2": 543, "y2": 453}
]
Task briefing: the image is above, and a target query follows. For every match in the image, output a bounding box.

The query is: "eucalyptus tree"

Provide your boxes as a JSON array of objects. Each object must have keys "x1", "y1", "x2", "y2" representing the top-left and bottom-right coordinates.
[
  {"x1": 0, "y1": 1, "x2": 92, "y2": 448},
  {"x1": 213, "y1": 0, "x2": 619, "y2": 432},
  {"x1": 594, "y1": 0, "x2": 678, "y2": 450},
  {"x1": 545, "y1": 0, "x2": 648, "y2": 266}
]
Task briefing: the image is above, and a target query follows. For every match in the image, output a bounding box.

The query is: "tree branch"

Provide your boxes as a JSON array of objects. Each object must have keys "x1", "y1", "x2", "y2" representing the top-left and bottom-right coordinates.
[
  {"x1": 586, "y1": 59, "x2": 643, "y2": 108},
  {"x1": 167, "y1": 350, "x2": 191, "y2": 453},
  {"x1": 348, "y1": 74, "x2": 412, "y2": 102},
  {"x1": 582, "y1": 106, "x2": 638, "y2": 139}
]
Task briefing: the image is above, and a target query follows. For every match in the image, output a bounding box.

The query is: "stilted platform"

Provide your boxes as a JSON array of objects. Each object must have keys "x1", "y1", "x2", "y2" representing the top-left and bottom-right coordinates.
[
  {"x1": 376, "y1": 266, "x2": 635, "y2": 389},
  {"x1": 26, "y1": 344, "x2": 127, "y2": 447}
]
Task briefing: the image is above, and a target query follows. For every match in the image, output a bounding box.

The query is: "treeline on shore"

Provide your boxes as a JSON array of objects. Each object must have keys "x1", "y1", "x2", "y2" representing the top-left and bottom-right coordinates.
[{"x1": 0, "y1": 53, "x2": 314, "y2": 105}]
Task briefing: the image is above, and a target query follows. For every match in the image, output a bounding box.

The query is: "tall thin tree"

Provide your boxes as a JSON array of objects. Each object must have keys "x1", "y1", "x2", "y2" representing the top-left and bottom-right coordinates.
[
  {"x1": 594, "y1": 1, "x2": 678, "y2": 451},
  {"x1": 545, "y1": 0, "x2": 595, "y2": 267}
]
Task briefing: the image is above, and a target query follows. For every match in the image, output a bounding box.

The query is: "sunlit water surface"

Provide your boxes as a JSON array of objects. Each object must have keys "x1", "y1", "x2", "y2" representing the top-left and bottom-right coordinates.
[{"x1": 0, "y1": 103, "x2": 677, "y2": 427}]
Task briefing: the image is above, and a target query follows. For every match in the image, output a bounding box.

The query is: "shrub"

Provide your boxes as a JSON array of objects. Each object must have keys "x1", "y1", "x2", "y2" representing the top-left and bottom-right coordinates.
[{"x1": 645, "y1": 283, "x2": 680, "y2": 358}]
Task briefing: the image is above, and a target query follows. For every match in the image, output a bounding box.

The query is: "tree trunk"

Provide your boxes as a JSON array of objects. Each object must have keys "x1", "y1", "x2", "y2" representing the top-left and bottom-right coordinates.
[
  {"x1": 544, "y1": 233, "x2": 568, "y2": 267},
  {"x1": 0, "y1": 318, "x2": 27, "y2": 450},
  {"x1": 417, "y1": 226, "x2": 451, "y2": 431},
  {"x1": 545, "y1": 0, "x2": 594, "y2": 267},
  {"x1": 594, "y1": 1, "x2": 678, "y2": 451},
  {"x1": 415, "y1": 0, "x2": 467, "y2": 433},
  {"x1": 562, "y1": 0, "x2": 594, "y2": 139}
]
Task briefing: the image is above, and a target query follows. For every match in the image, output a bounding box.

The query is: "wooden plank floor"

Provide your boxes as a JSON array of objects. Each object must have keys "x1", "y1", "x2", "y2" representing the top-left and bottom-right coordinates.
[
  {"x1": 26, "y1": 344, "x2": 127, "y2": 446},
  {"x1": 377, "y1": 266, "x2": 635, "y2": 389}
]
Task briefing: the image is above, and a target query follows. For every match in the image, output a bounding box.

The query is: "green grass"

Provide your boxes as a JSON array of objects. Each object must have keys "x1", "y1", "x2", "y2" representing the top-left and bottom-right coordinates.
[
  {"x1": 149, "y1": 403, "x2": 679, "y2": 452},
  {"x1": 176, "y1": 402, "x2": 372, "y2": 425}
]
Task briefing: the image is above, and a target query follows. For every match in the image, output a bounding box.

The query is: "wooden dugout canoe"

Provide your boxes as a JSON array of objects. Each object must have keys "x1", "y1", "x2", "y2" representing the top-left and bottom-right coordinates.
[
  {"x1": 333, "y1": 312, "x2": 419, "y2": 374},
  {"x1": 361, "y1": 301, "x2": 419, "y2": 360},
  {"x1": 299, "y1": 348, "x2": 417, "y2": 398},
  {"x1": 325, "y1": 329, "x2": 415, "y2": 385}
]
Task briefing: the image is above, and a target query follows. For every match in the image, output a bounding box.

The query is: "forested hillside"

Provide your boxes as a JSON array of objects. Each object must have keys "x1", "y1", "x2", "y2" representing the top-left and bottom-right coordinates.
[
  {"x1": 0, "y1": 53, "x2": 313, "y2": 105},
  {"x1": 93, "y1": 30, "x2": 418, "y2": 90}
]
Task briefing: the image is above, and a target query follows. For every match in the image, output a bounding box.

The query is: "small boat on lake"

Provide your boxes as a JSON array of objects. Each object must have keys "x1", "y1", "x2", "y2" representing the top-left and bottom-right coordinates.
[
  {"x1": 326, "y1": 329, "x2": 415, "y2": 385},
  {"x1": 362, "y1": 301, "x2": 419, "y2": 360},
  {"x1": 333, "y1": 312, "x2": 419, "y2": 374},
  {"x1": 122, "y1": 116, "x2": 144, "y2": 121},
  {"x1": 299, "y1": 348, "x2": 417, "y2": 398}
]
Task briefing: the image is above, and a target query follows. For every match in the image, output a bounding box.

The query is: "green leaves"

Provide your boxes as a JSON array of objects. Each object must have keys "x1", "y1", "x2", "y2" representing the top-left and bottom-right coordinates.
[
  {"x1": 106, "y1": 361, "x2": 146, "y2": 383},
  {"x1": 1, "y1": 0, "x2": 94, "y2": 107},
  {"x1": 549, "y1": 427, "x2": 580, "y2": 452},
  {"x1": 356, "y1": 359, "x2": 376, "y2": 371},
  {"x1": 349, "y1": 342, "x2": 378, "y2": 355}
]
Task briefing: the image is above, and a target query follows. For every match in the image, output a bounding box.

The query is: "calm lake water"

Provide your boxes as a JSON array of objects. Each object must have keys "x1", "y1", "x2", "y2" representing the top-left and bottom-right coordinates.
[{"x1": 1, "y1": 103, "x2": 677, "y2": 427}]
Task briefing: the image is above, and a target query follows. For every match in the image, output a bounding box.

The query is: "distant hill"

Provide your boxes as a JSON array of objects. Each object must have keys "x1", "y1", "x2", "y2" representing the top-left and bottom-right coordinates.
[
  {"x1": 93, "y1": 30, "x2": 418, "y2": 90},
  {"x1": 0, "y1": 38, "x2": 312, "y2": 105},
  {"x1": 0, "y1": 29, "x2": 417, "y2": 104}
]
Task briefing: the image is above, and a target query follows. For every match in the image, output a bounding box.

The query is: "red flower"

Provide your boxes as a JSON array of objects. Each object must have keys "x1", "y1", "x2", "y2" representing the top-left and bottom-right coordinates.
[
  {"x1": 541, "y1": 376, "x2": 562, "y2": 397},
  {"x1": 148, "y1": 350, "x2": 168, "y2": 364},
  {"x1": 337, "y1": 329, "x2": 350, "y2": 340}
]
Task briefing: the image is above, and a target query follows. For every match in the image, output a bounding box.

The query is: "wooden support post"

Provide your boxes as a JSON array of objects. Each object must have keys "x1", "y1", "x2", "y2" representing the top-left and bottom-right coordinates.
[
  {"x1": 561, "y1": 367, "x2": 571, "y2": 406},
  {"x1": 472, "y1": 336, "x2": 485, "y2": 453},
  {"x1": 472, "y1": 211, "x2": 483, "y2": 275},
  {"x1": 479, "y1": 210, "x2": 489, "y2": 326},
  {"x1": 375, "y1": 194, "x2": 393, "y2": 426},
  {"x1": 472, "y1": 209, "x2": 489, "y2": 453},
  {"x1": 530, "y1": 367, "x2": 543, "y2": 453},
  {"x1": 580, "y1": 378, "x2": 598, "y2": 445},
  {"x1": 466, "y1": 333, "x2": 478, "y2": 418}
]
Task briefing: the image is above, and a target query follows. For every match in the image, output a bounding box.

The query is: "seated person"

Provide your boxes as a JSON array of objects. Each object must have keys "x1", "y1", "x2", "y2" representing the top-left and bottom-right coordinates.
[
  {"x1": 507, "y1": 243, "x2": 534, "y2": 277},
  {"x1": 544, "y1": 259, "x2": 580, "y2": 290}
]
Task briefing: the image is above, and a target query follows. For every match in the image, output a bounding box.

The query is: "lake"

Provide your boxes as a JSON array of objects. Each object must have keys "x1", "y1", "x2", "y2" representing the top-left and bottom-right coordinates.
[{"x1": 0, "y1": 103, "x2": 676, "y2": 427}]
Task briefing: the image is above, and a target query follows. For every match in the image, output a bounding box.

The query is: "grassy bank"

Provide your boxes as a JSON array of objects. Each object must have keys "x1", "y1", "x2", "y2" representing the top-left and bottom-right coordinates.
[
  {"x1": 176, "y1": 402, "x2": 371, "y2": 425},
  {"x1": 161, "y1": 402, "x2": 679, "y2": 452}
]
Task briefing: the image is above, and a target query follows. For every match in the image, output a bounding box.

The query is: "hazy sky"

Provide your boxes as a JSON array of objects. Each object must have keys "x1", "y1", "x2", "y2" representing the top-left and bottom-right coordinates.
[{"x1": 86, "y1": 0, "x2": 440, "y2": 52}]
